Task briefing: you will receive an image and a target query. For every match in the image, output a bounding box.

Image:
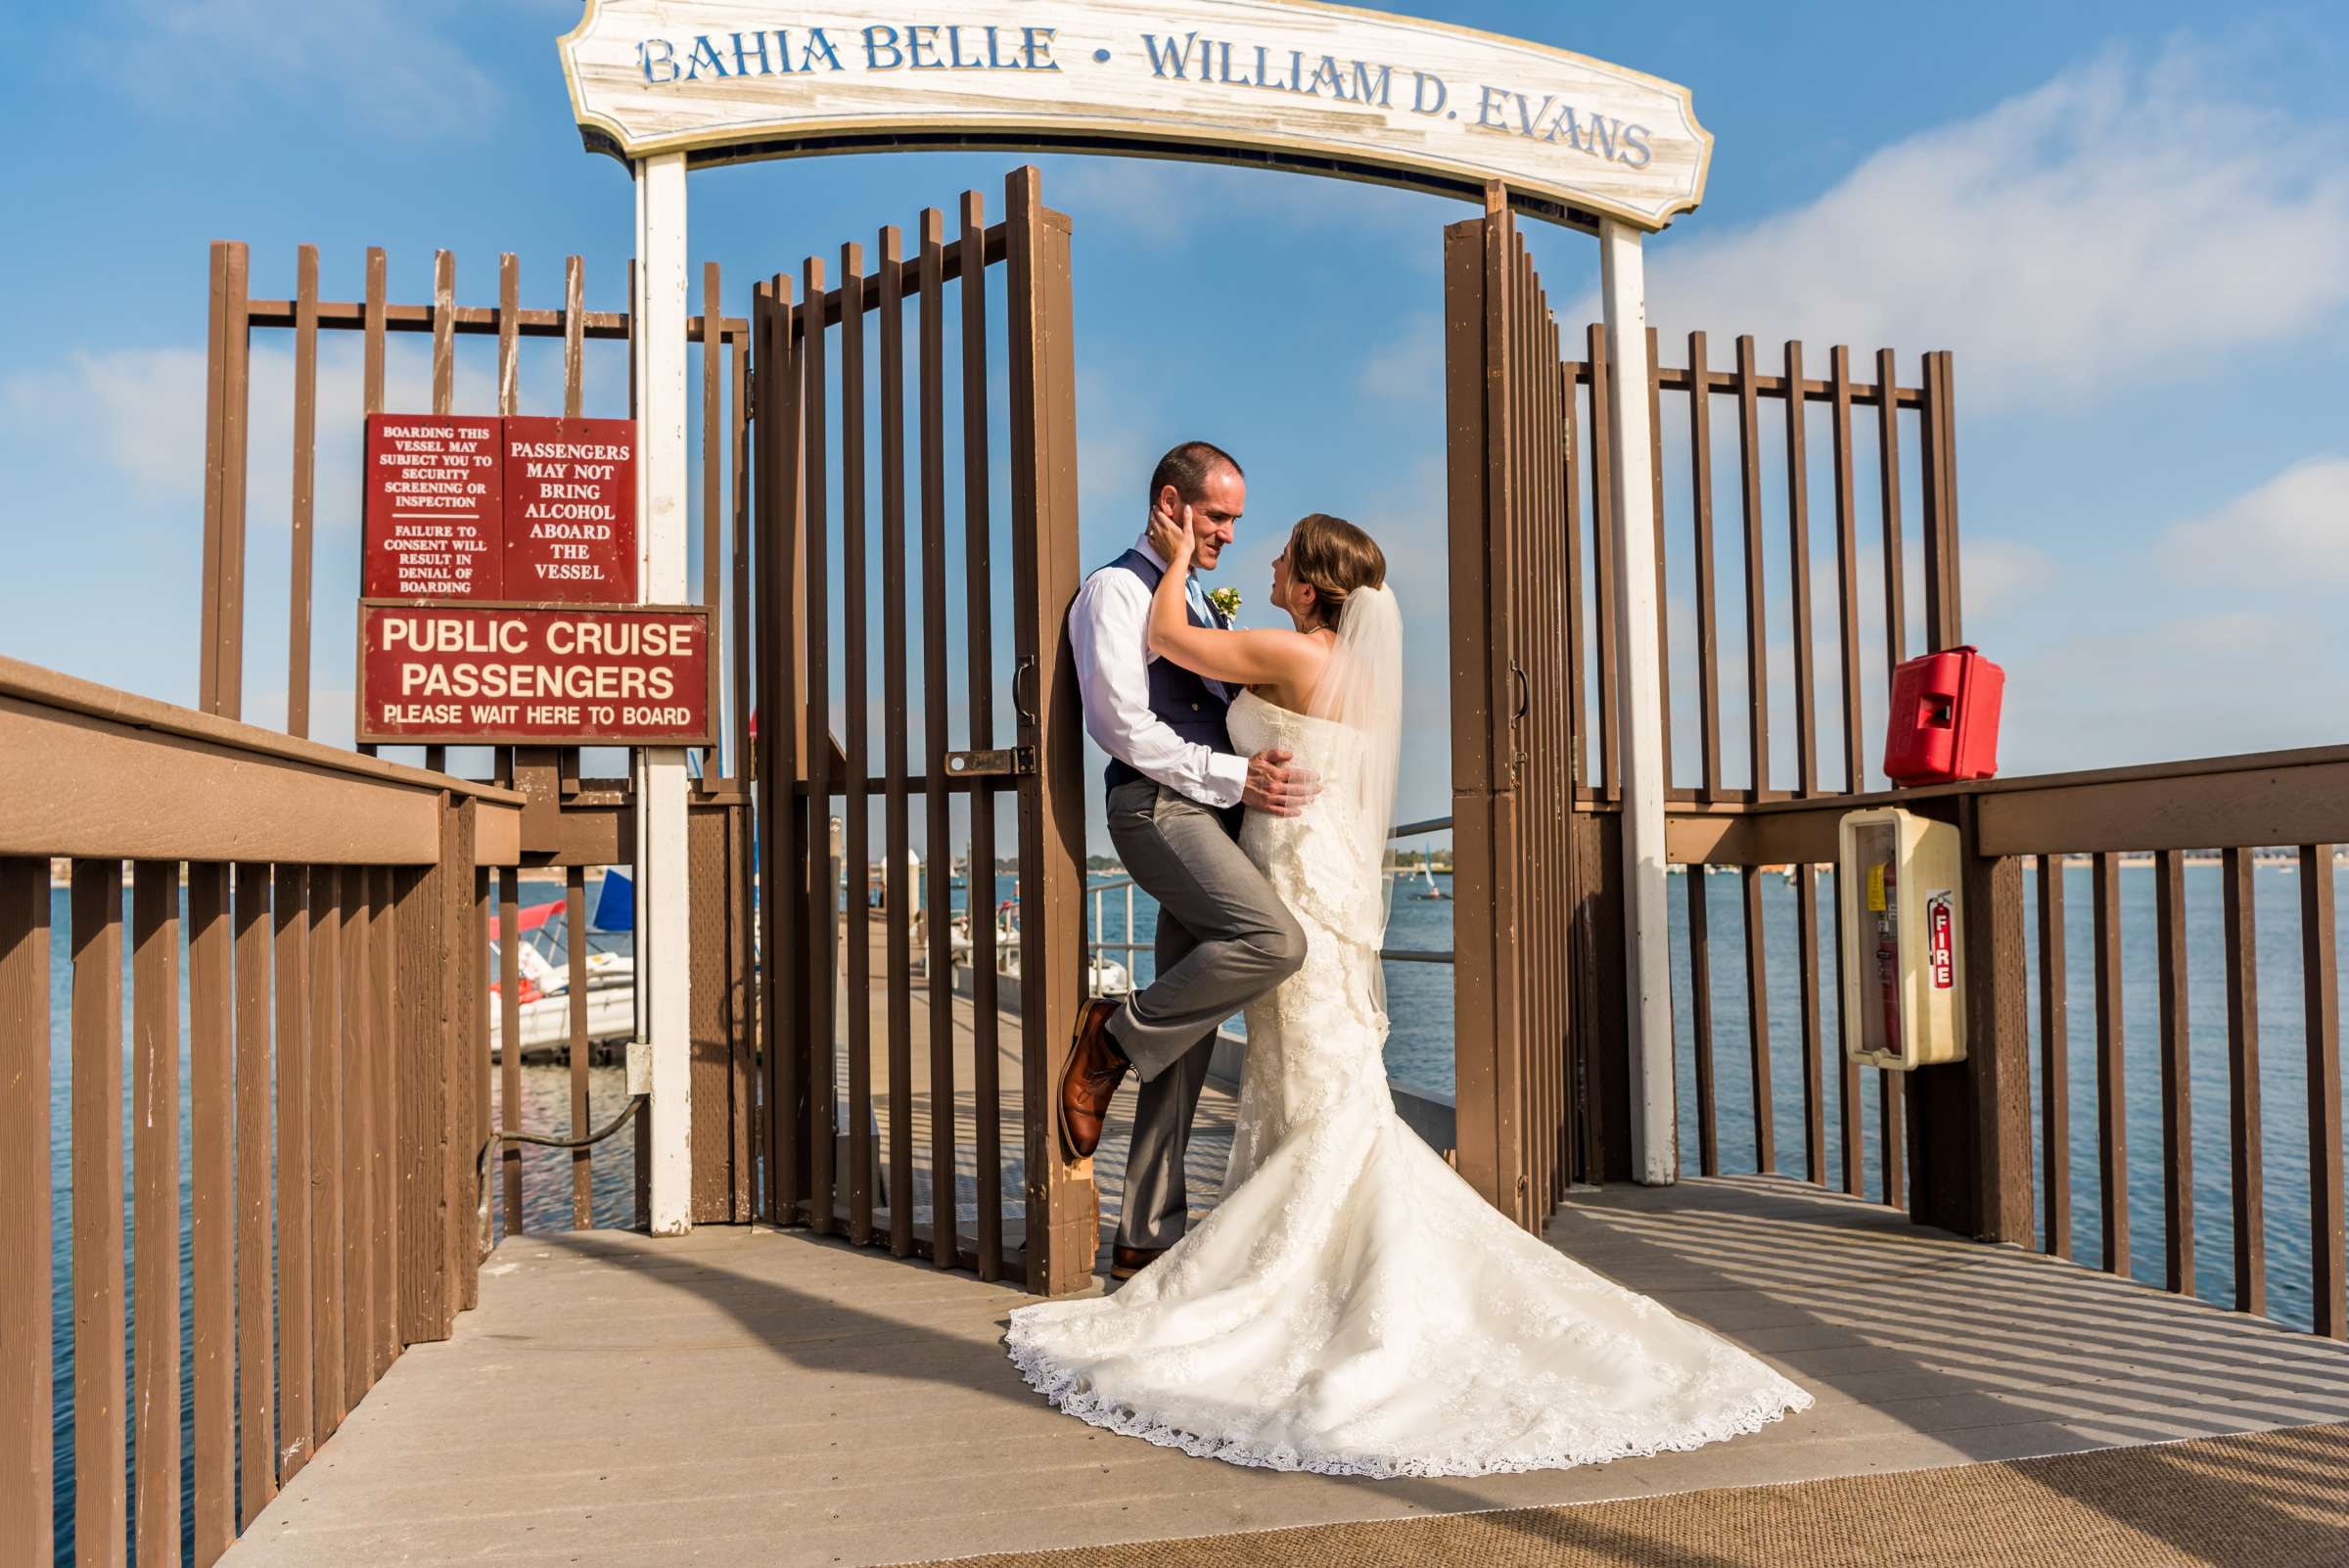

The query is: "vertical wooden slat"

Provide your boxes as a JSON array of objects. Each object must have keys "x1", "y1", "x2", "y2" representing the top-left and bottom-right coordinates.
[
  {"x1": 879, "y1": 226, "x2": 916, "y2": 1258},
  {"x1": 1445, "y1": 217, "x2": 1502, "y2": 1211},
  {"x1": 1686, "y1": 332, "x2": 1721, "y2": 801},
  {"x1": 2223, "y1": 848, "x2": 2264, "y2": 1315},
  {"x1": 309, "y1": 864, "x2": 345, "y2": 1437},
  {"x1": 839, "y1": 240, "x2": 876, "y2": 1248},
  {"x1": 1875, "y1": 348, "x2": 1908, "y2": 673},
  {"x1": 1688, "y1": 867, "x2": 1717, "y2": 1176},
  {"x1": 770, "y1": 274, "x2": 806, "y2": 1226},
  {"x1": 562, "y1": 254, "x2": 588, "y2": 796},
  {"x1": 200, "y1": 242, "x2": 252, "y2": 720},
  {"x1": 803, "y1": 253, "x2": 837, "y2": 1236},
  {"x1": 1480, "y1": 197, "x2": 1526, "y2": 1224},
  {"x1": 499, "y1": 869, "x2": 524, "y2": 1235},
  {"x1": 703, "y1": 260, "x2": 726, "y2": 794},
  {"x1": 1784, "y1": 342, "x2": 1817, "y2": 797},
  {"x1": 732, "y1": 317, "x2": 754, "y2": 793},
  {"x1": 72, "y1": 859, "x2": 127, "y2": 1568},
  {"x1": 273, "y1": 863, "x2": 313, "y2": 1479},
  {"x1": 1829, "y1": 347, "x2": 1863, "y2": 793},
  {"x1": 1796, "y1": 864, "x2": 1823, "y2": 1184},
  {"x1": 564, "y1": 869, "x2": 591, "y2": 1226},
  {"x1": 0, "y1": 860, "x2": 49, "y2": 1564},
  {"x1": 393, "y1": 807, "x2": 461, "y2": 1342},
  {"x1": 1560, "y1": 362, "x2": 1589, "y2": 798},
  {"x1": 755, "y1": 280, "x2": 782, "y2": 1225},
  {"x1": 918, "y1": 209, "x2": 959, "y2": 1266},
  {"x1": 1004, "y1": 165, "x2": 1094, "y2": 1293},
  {"x1": 425, "y1": 249, "x2": 456, "y2": 774},
  {"x1": 353, "y1": 248, "x2": 388, "y2": 761},
  {"x1": 339, "y1": 867, "x2": 371, "y2": 1407},
  {"x1": 467, "y1": 861, "x2": 488, "y2": 1305},
  {"x1": 1832, "y1": 868, "x2": 1861, "y2": 1196},
  {"x1": 367, "y1": 866, "x2": 397, "y2": 1376},
  {"x1": 2038, "y1": 855, "x2": 2072, "y2": 1259},
  {"x1": 2155, "y1": 850, "x2": 2193, "y2": 1293},
  {"x1": 286, "y1": 245, "x2": 319, "y2": 739},
  {"x1": 2303, "y1": 845, "x2": 2343, "y2": 1338},
  {"x1": 1645, "y1": 325, "x2": 1672, "y2": 797},
  {"x1": 1585, "y1": 322, "x2": 1618, "y2": 800},
  {"x1": 1882, "y1": 1044, "x2": 1906, "y2": 1209},
  {"x1": 1734, "y1": 335, "x2": 1770, "y2": 799},
  {"x1": 232, "y1": 864, "x2": 274, "y2": 1526},
  {"x1": 959, "y1": 191, "x2": 1005, "y2": 1276},
  {"x1": 132, "y1": 862, "x2": 181, "y2": 1568},
  {"x1": 1919, "y1": 353, "x2": 1964, "y2": 650},
  {"x1": 1515, "y1": 243, "x2": 1545, "y2": 1215},
  {"x1": 2093, "y1": 852, "x2": 2129, "y2": 1275},
  {"x1": 1741, "y1": 865, "x2": 1775, "y2": 1173},
  {"x1": 186, "y1": 863, "x2": 232, "y2": 1566}
]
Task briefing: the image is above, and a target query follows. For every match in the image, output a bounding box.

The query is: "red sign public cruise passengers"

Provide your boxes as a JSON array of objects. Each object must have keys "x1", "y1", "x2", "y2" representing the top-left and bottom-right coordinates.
[{"x1": 354, "y1": 601, "x2": 713, "y2": 747}]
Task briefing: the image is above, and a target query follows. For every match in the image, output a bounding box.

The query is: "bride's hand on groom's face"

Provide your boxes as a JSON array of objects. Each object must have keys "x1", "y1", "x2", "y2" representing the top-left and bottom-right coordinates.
[
  {"x1": 1244, "y1": 747, "x2": 1320, "y2": 817},
  {"x1": 1148, "y1": 500, "x2": 1196, "y2": 564}
]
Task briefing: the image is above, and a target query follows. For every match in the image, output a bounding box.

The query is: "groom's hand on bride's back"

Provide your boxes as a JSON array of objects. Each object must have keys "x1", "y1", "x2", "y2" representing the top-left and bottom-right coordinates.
[{"x1": 1244, "y1": 748, "x2": 1320, "y2": 817}]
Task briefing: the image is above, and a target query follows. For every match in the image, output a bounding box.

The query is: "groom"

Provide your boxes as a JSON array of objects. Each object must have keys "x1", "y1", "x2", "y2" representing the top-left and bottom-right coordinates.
[{"x1": 1059, "y1": 439, "x2": 1317, "y2": 1279}]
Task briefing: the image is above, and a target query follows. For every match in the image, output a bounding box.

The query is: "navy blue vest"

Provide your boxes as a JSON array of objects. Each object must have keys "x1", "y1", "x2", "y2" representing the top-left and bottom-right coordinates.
[{"x1": 1096, "y1": 547, "x2": 1234, "y2": 793}]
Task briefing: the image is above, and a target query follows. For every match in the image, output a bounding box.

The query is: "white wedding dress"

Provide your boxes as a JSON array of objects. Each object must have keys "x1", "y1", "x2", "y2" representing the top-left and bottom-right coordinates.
[{"x1": 1005, "y1": 684, "x2": 1812, "y2": 1478}]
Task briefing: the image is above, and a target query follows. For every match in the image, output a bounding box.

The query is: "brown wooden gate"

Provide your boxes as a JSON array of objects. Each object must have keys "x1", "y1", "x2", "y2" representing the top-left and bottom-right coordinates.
[
  {"x1": 1443, "y1": 194, "x2": 1585, "y2": 1231},
  {"x1": 756, "y1": 166, "x2": 1095, "y2": 1296}
]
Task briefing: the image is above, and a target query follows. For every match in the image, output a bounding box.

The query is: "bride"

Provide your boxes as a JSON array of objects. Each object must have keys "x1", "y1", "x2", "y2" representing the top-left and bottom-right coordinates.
[{"x1": 1005, "y1": 507, "x2": 1812, "y2": 1478}]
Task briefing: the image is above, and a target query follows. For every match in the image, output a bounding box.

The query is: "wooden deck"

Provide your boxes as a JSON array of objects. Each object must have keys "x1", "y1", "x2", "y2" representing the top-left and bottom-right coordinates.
[{"x1": 218, "y1": 1160, "x2": 2349, "y2": 1565}]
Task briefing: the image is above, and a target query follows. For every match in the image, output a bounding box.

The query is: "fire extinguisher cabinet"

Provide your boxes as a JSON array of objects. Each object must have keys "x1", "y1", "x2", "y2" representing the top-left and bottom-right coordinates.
[{"x1": 1837, "y1": 807, "x2": 1967, "y2": 1070}]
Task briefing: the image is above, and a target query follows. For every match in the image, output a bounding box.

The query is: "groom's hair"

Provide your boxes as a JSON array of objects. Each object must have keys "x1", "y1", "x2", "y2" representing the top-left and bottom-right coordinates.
[{"x1": 1148, "y1": 440, "x2": 1242, "y2": 509}]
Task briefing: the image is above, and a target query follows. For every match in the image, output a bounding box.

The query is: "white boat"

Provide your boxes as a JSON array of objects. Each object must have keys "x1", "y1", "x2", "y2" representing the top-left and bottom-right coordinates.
[
  {"x1": 1412, "y1": 851, "x2": 1447, "y2": 900},
  {"x1": 488, "y1": 895, "x2": 637, "y2": 1058},
  {"x1": 951, "y1": 898, "x2": 1129, "y2": 996}
]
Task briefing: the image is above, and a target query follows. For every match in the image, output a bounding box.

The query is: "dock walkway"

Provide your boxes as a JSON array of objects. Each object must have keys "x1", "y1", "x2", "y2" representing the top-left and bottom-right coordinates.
[{"x1": 219, "y1": 1121, "x2": 2349, "y2": 1565}]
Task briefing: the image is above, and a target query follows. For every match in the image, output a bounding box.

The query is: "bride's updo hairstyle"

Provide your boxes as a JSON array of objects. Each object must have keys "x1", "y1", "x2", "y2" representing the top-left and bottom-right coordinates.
[{"x1": 1287, "y1": 514, "x2": 1387, "y2": 632}]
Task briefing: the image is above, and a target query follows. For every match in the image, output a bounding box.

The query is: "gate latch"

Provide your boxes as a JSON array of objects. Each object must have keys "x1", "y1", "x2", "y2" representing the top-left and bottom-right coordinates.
[{"x1": 944, "y1": 747, "x2": 1036, "y2": 779}]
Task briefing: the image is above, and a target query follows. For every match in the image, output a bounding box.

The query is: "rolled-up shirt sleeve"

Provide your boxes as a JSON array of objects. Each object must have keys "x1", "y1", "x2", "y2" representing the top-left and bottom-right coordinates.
[{"x1": 1068, "y1": 568, "x2": 1250, "y2": 809}]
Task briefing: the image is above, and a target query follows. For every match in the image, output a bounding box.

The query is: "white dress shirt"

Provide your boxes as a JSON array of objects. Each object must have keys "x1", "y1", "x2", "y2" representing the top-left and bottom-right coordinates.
[{"x1": 1068, "y1": 533, "x2": 1250, "y2": 809}]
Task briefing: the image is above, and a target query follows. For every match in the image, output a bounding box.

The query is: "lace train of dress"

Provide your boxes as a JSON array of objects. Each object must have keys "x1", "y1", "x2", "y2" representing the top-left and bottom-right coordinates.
[{"x1": 1005, "y1": 690, "x2": 1812, "y2": 1477}]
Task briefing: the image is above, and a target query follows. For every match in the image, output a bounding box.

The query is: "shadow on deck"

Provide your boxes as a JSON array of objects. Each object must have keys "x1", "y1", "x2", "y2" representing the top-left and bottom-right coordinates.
[{"x1": 217, "y1": 1154, "x2": 2349, "y2": 1567}]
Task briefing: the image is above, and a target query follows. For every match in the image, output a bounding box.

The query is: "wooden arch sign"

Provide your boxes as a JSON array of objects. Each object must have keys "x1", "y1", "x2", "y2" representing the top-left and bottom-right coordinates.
[{"x1": 560, "y1": 0, "x2": 1711, "y2": 232}]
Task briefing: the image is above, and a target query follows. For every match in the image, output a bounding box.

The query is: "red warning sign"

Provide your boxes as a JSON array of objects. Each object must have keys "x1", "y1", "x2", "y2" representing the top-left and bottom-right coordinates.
[
  {"x1": 500, "y1": 415, "x2": 638, "y2": 604},
  {"x1": 361, "y1": 415, "x2": 505, "y2": 598}
]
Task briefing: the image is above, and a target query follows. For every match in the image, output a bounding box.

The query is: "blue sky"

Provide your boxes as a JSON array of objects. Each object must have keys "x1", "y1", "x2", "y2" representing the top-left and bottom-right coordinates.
[{"x1": 5, "y1": 2, "x2": 2346, "y2": 839}]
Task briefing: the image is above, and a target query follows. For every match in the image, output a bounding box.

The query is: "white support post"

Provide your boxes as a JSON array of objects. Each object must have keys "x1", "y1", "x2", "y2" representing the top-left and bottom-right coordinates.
[
  {"x1": 1598, "y1": 216, "x2": 1677, "y2": 1185},
  {"x1": 633, "y1": 151, "x2": 693, "y2": 1233}
]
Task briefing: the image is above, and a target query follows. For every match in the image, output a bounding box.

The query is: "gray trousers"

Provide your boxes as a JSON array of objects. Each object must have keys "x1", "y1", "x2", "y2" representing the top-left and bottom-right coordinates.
[{"x1": 1104, "y1": 778, "x2": 1307, "y2": 1248}]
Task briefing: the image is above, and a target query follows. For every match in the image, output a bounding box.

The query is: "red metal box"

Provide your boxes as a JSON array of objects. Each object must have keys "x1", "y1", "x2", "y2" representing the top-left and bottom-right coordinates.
[{"x1": 1882, "y1": 646, "x2": 2004, "y2": 785}]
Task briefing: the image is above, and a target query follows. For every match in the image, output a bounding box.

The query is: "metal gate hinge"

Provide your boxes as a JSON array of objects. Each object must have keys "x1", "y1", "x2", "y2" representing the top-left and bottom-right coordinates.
[{"x1": 944, "y1": 747, "x2": 1036, "y2": 779}]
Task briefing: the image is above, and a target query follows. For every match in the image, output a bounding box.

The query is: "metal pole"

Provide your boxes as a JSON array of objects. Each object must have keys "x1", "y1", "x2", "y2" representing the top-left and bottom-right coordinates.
[
  {"x1": 634, "y1": 152, "x2": 694, "y2": 1233},
  {"x1": 1598, "y1": 216, "x2": 1676, "y2": 1185}
]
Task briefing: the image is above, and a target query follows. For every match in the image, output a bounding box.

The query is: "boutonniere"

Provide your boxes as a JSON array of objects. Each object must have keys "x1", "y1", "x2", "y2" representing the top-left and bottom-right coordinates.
[{"x1": 1206, "y1": 586, "x2": 1242, "y2": 622}]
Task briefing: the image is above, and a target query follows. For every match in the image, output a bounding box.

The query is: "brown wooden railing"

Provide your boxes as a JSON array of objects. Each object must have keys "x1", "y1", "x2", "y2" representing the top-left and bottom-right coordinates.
[
  {"x1": 1657, "y1": 745, "x2": 2349, "y2": 1339},
  {"x1": 1, "y1": 655, "x2": 524, "y2": 1566}
]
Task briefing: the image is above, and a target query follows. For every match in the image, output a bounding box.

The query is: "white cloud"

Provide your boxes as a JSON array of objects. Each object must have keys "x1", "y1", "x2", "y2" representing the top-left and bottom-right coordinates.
[
  {"x1": 3, "y1": 347, "x2": 208, "y2": 498},
  {"x1": 1599, "y1": 46, "x2": 2349, "y2": 413},
  {"x1": 2157, "y1": 456, "x2": 2349, "y2": 586},
  {"x1": 3, "y1": 334, "x2": 554, "y2": 524},
  {"x1": 1960, "y1": 537, "x2": 2059, "y2": 620},
  {"x1": 96, "y1": 0, "x2": 500, "y2": 131}
]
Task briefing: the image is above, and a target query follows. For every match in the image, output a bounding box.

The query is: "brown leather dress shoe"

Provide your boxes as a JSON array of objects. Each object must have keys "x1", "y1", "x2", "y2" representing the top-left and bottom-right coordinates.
[
  {"x1": 1110, "y1": 1244, "x2": 1167, "y2": 1280},
  {"x1": 1058, "y1": 997, "x2": 1129, "y2": 1160}
]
